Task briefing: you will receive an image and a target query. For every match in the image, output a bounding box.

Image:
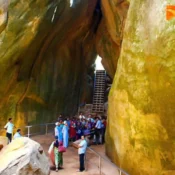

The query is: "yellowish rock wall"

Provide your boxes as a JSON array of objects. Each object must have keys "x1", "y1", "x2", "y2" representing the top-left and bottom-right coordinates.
[{"x1": 106, "y1": 0, "x2": 175, "y2": 174}]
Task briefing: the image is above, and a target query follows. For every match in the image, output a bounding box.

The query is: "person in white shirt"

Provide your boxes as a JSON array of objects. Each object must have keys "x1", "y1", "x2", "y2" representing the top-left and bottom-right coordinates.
[
  {"x1": 79, "y1": 113, "x2": 85, "y2": 121},
  {"x1": 55, "y1": 122, "x2": 59, "y2": 139},
  {"x1": 4, "y1": 118, "x2": 15, "y2": 143},
  {"x1": 87, "y1": 114, "x2": 92, "y2": 122},
  {"x1": 77, "y1": 135, "x2": 87, "y2": 172},
  {"x1": 14, "y1": 129, "x2": 22, "y2": 139}
]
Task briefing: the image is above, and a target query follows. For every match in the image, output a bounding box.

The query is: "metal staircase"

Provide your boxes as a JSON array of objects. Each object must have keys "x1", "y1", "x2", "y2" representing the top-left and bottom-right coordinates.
[{"x1": 92, "y1": 70, "x2": 106, "y2": 113}]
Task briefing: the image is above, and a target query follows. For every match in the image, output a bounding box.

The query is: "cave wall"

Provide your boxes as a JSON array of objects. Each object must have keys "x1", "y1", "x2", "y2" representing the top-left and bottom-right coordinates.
[
  {"x1": 0, "y1": 0, "x2": 98, "y2": 127},
  {"x1": 1, "y1": 0, "x2": 175, "y2": 174},
  {"x1": 96, "y1": 0, "x2": 129, "y2": 78},
  {"x1": 106, "y1": 0, "x2": 175, "y2": 174}
]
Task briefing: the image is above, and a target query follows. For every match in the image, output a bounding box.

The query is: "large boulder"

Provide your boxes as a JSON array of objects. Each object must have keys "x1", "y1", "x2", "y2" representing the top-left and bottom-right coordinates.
[
  {"x1": 106, "y1": 0, "x2": 175, "y2": 174},
  {"x1": 0, "y1": 137, "x2": 50, "y2": 175}
]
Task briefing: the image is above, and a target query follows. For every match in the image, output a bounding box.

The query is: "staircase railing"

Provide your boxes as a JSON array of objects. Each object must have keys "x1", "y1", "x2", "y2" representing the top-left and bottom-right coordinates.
[
  {"x1": 86, "y1": 147, "x2": 129, "y2": 175},
  {"x1": 0, "y1": 123, "x2": 55, "y2": 137}
]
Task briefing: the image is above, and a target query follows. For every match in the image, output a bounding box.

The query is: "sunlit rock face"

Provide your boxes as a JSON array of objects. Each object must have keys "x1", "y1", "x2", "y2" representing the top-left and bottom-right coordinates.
[
  {"x1": 106, "y1": 0, "x2": 175, "y2": 174},
  {"x1": 0, "y1": 137, "x2": 49, "y2": 175},
  {"x1": 0, "y1": 0, "x2": 97, "y2": 127},
  {"x1": 0, "y1": 0, "x2": 8, "y2": 34},
  {"x1": 96, "y1": 0, "x2": 129, "y2": 78}
]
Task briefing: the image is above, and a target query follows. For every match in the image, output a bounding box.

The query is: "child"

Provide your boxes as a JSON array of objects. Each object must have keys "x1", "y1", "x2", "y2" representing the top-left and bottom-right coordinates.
[{"x1": 54, "y1": 139, "x2": 63, "y2": 172}]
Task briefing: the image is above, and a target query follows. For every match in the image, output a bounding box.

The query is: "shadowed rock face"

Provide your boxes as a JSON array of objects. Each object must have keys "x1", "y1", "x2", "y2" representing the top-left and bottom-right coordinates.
[
  {"x1": 106, "y1": 0, "x2": 175, "y2": 174},
  {"x1": 0, "y1": 0, "x2": 98, "y2": 126},
  {"x1": 96, "y1": 0, "x2": 129, "y2": 78}
]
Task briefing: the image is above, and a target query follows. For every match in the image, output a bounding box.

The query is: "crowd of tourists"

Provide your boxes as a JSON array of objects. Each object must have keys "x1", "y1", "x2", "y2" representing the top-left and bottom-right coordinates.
[
  {"x1": 56, "y1": 113, "x2": 107, "y2": 145},
  {"x1": 3, "y1": 113, "x2": 107, "y2": 173}
]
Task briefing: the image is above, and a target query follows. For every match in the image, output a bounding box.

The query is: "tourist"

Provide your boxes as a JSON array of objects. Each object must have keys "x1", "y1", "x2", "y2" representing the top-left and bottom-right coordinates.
[
  {"x1": 57, "y1": 122, "x2": 63, "y2": 143},
  {"x1": 77, "y1": 135, "x2": 87, "y2": 172},
  {"x1": 54, "y1": 139, "x2": 64, "y2": 172},
  {"x1": 79, "y1": 113, "x2": 85, "y2": 121},
  {"x1": 4, "y1": 118, "x2": 15, "y2": 143},
  {"x1": 66, "y1": 118, "x2": 71, "y2": 129},
  {"x1": 14, "y1": 129, "x2": 22, "y2": 139},
  {"x1": 101, "y1": 118, "x2": 106, "y2": 143},
  {"x1": 62, "y1": 121, "x2": 69, "y2": 148},
  {"x1": 81, "y1": 119, "x2": 86, "y2": 126},
  {"x1": 83, "y1": 125, "x2": 90, "y2": 136},
  {"x1": 70, "y1": 120, "x2": 76, "y2": 142},
  {"x1": 90, "y1": 116, "x2": 95, "y2": 123},
  {"x1": 95, "y1": 117, "x2": 102, "y2": 144},
  {"x1": 55, "y1": 122, "x2": 59, "y2": 139},
  {"x1": 58, "y1": 114, "x2": 63, "y2": 121},
  {"x1": 86, "y1": 114, "x2": 90, "y2": 121},
  {"x1": 76, "y1": 122, "x2": 83, "y2": 140}
]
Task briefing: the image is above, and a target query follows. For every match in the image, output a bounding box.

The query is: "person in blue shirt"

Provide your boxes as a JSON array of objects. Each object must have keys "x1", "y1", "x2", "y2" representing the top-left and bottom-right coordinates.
[
  {"x1": 57, "y1": 122, "x2": 63, "y2": 143},
  {"x1": 66, "y1": 118, "x2": 71, "y2": 129},
  {"x1": 14, "y1": 129, "x2": 22, "y2": 140},
  {"x1": 4, "y1": 118, "x2": 15, "y2": 143},
  {"x1": 77, "y1": 135, "x2": 87, "y2": 172},
  {"x1": 83, "y1": 125, "x2": 90, "y2": 136},
  {"x1": 95, "y1": 117, "x2": 102, "y2": 144},
  {"x1": 62, "y1": 121, "x2": 69, "y2": 148},
  {"x1": 76, "y1": 122, "x2": 82, "y2": 140}
]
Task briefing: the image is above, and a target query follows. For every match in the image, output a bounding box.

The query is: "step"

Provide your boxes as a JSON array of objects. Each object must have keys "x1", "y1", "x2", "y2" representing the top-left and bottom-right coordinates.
[
  {"x1": 93, "y1": 104, "x2": 104, "y2": 106},
  {"x1": 93, "y1": 98, "x2": 104, "y2": 100},
  {"x1": 92, "y1": 109, "x2": 104, "y2": 112},
  {"x1": 94, "y1": 91, "x2": 104, "y2": 93},
  {"x1": 93, "y1": 95, "x2": 104, "y2": 96},
  {"x1": 92, "y1": 104, "x2": 104, "y2": 105},
  {"x1": 93, "y1": 96, "x2": 104, "y2": 97},
  {"x1": 92, "y1": 109, "x2": 104, "y2": 111},
  {"x1": 93, "y1": 97, "x2": 104, "y2": 98},
  {"x1": 95, "y1": 83, "x2": 105, "y2": 85}
]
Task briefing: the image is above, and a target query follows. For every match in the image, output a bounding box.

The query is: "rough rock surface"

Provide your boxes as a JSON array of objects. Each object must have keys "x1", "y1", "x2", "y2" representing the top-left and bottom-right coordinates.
[
  {"x1": 96, "y1": 0, "x2": 129, "y2": 78},
  {"x1": 106, "y1": 0, "x2": 175, "y2": 174},
  {"x1": 0, "y1": 137, "x2": 49, "y2": 175},
  {"x1": 0, "y1": 136, "x2": 8, "y2": 151},
  {"x1": 0, "y1": 0, "x2": 98, "y2": 128}
]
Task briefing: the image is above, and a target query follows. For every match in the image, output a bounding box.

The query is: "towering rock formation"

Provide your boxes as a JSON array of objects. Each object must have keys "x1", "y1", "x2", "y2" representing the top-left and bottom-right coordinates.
[
  {"x1": 96, "y1": 0, "x2": 129, "y2": 78},
  {"x1": 106, "y1": 0, "x2": 175, "y2": 174},
  {"x1": 0, "y1": 0, "x2": 98, "y2": 126}
]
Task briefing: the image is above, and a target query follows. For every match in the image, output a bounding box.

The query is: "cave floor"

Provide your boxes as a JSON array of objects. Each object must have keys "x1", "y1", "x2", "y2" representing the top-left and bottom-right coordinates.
[{"x1": 32, "y1": 134, "x2": 119, "y2": 175}]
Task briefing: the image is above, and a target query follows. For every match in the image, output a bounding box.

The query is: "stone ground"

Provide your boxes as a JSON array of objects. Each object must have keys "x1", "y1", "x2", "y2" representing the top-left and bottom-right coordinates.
[{"x1": 32, "y1": 134, "x2": 120, "y2": 175}]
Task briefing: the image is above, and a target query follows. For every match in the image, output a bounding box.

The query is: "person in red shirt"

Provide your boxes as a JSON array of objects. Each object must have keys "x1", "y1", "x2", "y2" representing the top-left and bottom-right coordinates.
[{"x1": 69, "y1": 120, "x2": 76, "y2": 142}]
